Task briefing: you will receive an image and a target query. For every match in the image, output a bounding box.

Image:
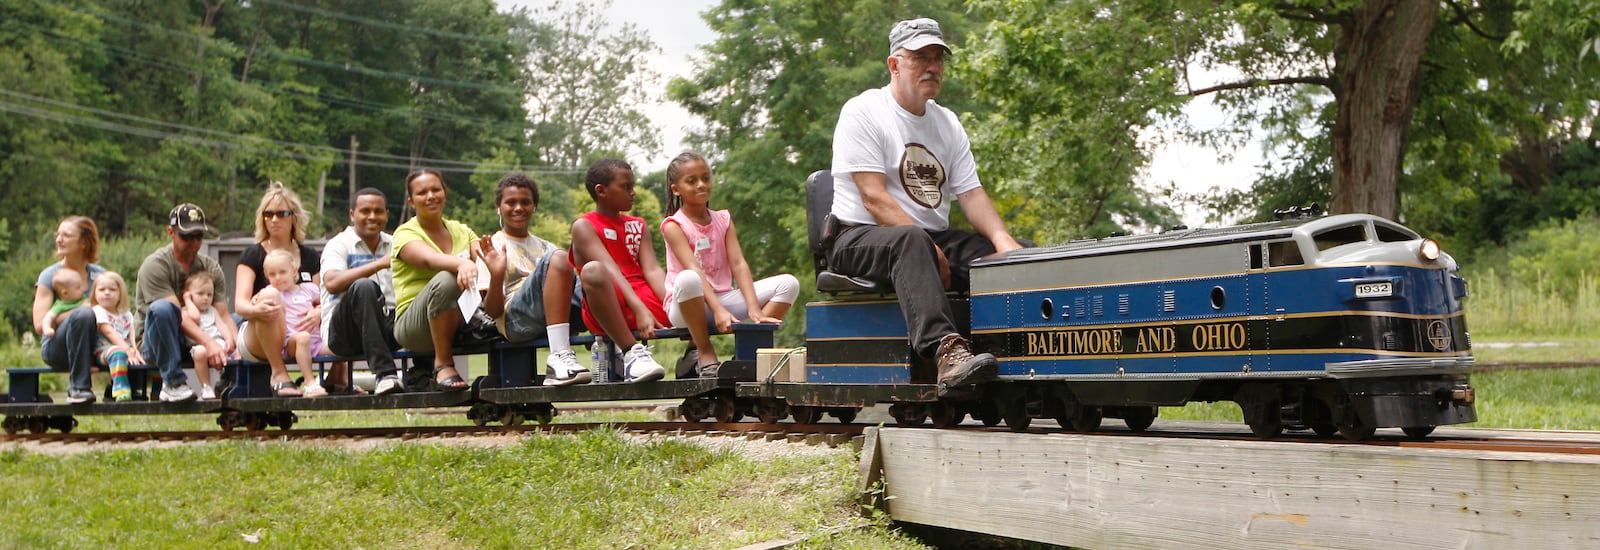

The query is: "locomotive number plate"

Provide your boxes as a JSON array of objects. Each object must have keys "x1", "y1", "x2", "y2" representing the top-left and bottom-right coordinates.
[{"x1": 1355, "y1": 282, "x2": 1393, "y2": 298}]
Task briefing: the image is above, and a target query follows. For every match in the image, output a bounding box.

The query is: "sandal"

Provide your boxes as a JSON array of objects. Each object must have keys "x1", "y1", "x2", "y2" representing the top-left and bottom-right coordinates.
[
  {"x1": 432, "y1": 365, "x2": 469, "y2": 392},
  {"x1": 696, "y1": 362, "x2": 722, "y2": 379},
  {"x1": 303, "y1": 384, "x2": 329, "y2": 398},
  {"x1": 273, "y1": 380, "x2": 302, "y2": 397}
]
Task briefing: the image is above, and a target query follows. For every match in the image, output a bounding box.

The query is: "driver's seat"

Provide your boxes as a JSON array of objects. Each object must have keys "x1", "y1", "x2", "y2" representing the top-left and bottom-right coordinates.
[{"x1": 805, "y1": 170, "x2": 885, "y2": 294}]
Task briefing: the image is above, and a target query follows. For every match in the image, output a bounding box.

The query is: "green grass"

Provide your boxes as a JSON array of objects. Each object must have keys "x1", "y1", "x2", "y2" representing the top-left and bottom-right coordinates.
[{"x1": 0, "y1": 429, "x2": 925, "y2": 549}]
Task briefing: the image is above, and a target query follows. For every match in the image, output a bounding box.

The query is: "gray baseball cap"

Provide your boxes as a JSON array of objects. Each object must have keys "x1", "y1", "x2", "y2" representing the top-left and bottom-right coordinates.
[{"x1": 888, "y1": 18, "x2": 949, "y2": 55}]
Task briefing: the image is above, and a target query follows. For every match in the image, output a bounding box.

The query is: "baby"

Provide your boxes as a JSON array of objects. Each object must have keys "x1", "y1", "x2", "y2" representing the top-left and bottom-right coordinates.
[
  {"x1": 41, "y1": 268, "x2": 87, "y2": 338},
  {"x1": 183, "y1": 271, "x2": 238, "y2": 400},
  {"x1": 255, "y1": 249, "x2": 325, "y2": 396}
]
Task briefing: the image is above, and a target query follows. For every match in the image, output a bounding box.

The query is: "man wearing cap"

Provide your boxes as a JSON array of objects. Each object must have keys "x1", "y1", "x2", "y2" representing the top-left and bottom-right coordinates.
[
  {"x1": 134, "y1": 203, "x2": 226, "y2": 402},
  {"x1": 829, "y1": 17, "x2": 1025, "y2": 392}
]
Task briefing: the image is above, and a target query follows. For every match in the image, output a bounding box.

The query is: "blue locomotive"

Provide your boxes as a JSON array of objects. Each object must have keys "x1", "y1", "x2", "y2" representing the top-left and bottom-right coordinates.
[{"x1": 789, "y1": 169, "x2": 1474, "y2": 439}]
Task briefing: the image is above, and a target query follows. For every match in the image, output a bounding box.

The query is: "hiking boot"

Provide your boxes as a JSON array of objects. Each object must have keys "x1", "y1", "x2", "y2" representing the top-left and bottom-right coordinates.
[
  {"x1": 622, "y1": 343, "x2": 665, "y2": 383},
  {"x1": 67, "y1": 389, "x2": 96, "y2": 404},
  {"x1": 935, "y1": 334, "x2": 997, "y2": 389},
  {"x1": 543, "y1": 349, "x2": 593, "y2": 386},
  {"x1": 159, "y1": 383, "x2": 197, "y2": 403}
]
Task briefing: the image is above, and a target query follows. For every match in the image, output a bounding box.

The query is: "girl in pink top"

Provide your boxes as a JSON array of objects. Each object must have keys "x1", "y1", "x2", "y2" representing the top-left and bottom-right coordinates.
[
  {"x1": 253, "y1": 249, "x2": 326, "y2": 397},
  {"x1": 660, "y1": 152, "x2": 799, "y2": 377}
]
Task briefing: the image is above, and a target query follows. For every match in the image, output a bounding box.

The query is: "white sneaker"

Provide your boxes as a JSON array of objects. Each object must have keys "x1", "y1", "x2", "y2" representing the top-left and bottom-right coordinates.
[
  {"x1": 543, "y1": 349, "x2": 592, "y2": 386},
  {"x1": 622, "y1": 343, "x2": 665, "y2": 383},
  {"x1": 374, "y1": 375, "x2": 404, "y2": 396},
  {"x1": 200, "y1": 385, "x2": 216, "y2": 400},
  {"x1": 159, "y1": 383, "x2": 196, "y2": 403}
]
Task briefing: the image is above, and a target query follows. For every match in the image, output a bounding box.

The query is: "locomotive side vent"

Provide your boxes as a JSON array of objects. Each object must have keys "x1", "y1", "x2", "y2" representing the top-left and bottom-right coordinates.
[
  {"x1": 1074, "y1": 297, "x2": 1087, "y2": 318},
  {"x1": 1162, "y1": 290, "x2": 1176, "y2": 312},
  {"x1": 1118, "y1": 294, "x2": 1130, "y2": 316},
  {"x1": 1092, "y1": 296, "x2": 1104, "y2": 317}
]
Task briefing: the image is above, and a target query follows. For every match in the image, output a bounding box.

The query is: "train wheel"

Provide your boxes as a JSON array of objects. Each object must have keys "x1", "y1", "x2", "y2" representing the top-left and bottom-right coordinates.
[
  {"x1": 1122, "y1": 407, "x2": 1157, "y2": 432},
  {"x1": 532, "y1": 404, "x2": 556, "y2": 425},
  {"x1": 500, "y1": 410, "x2": 525, "y2": 426},
  {"x1": 275, "y1": 412, "x2": 298, "y2": 430},
  {"x1": 27, "y1": 418, "x2": 48, "y2": 434},
  {"x1": 1001, "y1": 400, "x2": 1031, "y2": 432},
  {"x1": 930, "y1": 402, "x2": 964, "y2": 428},
  {"x1": 680, "y1": 399, "x2": 710, "y2": 423},
  {"x1": 831, "y1": 408, "x2": 859, "y2": 424},
  {"x1": 1069, "y1": 407, "x2": 1102, "y2": 433},
  {"x1": 712, "y1": 396, "x2": 739, "y2": 423},
  {"x1": 976, "y1": 401, "x2": 1001, "y2": 427},
  {"x1": 791, "y1": 406, "x2": 821, "y2": 425},
  {"x1": 50, "y1": 416, "x2": 77, "y2": 434},
  {"x1": 217, "y1": 411, "x2": 242, "y2": 431},
  {"x1": 244, "y1": 413, "x2": 268, "y2": 432},
  {"x1": 468, "y1": 403, "x2": 498, "y2": 427},
  {"x1": 754, "y1": 399, "x2": 788, "y2": 424},
  {"x1": 3, "y1": 416, "x2": 22, "y2": 435},
  {"x1": 889, "y1": 403, "x2": 926, "y2": 427},
  {"x1": 1401, "y1": 425, "x2": 1436, "y2": 439},
  {"x1": 1247, "y1": 419, "x2": 1283, "y2": 438},
  {"x1": 1337, "y1": 419, "x2": 1376, "y2": 441},
  {"x1": 1311, "y1": 424, "x2": 1338, "y2": 437}
]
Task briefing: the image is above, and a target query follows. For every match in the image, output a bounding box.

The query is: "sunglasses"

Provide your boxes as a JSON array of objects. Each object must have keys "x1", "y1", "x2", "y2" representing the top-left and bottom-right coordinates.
[
  {"x1": 178, "y1": 232, "x2": 205, "y2": 242},
  {"x1": 262, "y1": 210, "x2": 294, "y2": 219}
]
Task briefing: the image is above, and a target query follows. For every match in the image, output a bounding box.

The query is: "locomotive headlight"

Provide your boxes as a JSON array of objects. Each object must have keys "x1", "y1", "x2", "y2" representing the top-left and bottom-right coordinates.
[{"x1": 1419, "y1": 239, "x2": 1441, "y2": 262}]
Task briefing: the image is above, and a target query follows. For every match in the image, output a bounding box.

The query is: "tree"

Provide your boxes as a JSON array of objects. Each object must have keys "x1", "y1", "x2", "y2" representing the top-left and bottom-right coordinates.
[
  {"x1": 507, "y1": 0, "x2": 662, "y2": 169},
  {"x1": 669, "y1": 0, "x2": 983, "y2": 277}
]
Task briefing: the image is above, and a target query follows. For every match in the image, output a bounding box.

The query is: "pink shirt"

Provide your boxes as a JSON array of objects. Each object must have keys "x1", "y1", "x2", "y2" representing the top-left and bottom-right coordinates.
[{"x1": 662, "y1": 209, "x2": 734, "y2": 304}]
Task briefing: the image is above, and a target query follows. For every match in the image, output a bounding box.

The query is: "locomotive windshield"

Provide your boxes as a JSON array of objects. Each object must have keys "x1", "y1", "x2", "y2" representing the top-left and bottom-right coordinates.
[{"x1": 1313, "y1": 224, "x2": 1367, "y2": 252}]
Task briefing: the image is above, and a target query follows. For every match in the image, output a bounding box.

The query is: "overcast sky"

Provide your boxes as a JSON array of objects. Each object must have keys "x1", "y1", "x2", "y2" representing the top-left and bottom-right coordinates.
[{"x1": 496, "y1": 0, "x2": 1260, "y2": 226}]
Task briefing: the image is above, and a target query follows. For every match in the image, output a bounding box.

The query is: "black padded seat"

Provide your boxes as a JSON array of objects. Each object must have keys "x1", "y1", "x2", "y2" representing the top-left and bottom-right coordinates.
[{"x1": 806, "y1": 170, "x2": 886, "y2": 294}]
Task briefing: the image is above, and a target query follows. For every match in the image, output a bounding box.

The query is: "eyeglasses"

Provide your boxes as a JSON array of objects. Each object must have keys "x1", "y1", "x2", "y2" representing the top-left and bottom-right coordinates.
[
  {"x1": 262, "y1": 210, "x2": 294, "y2": 219},
  {"x1": 895, "y1": 52, "x2": 949, "y2": 65},
  {"x1": 178, "y1": 232, "x2": 205, "y2": 242}
]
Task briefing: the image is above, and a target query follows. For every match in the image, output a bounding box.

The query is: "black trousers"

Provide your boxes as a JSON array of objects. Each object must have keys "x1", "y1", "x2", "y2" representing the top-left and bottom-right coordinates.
[
  {"x1": 827, "y1": 225, "x2": 999, "y2": 358},
  {"x1": 326, "y1": 278, "x2": 400, "y2": 378}
]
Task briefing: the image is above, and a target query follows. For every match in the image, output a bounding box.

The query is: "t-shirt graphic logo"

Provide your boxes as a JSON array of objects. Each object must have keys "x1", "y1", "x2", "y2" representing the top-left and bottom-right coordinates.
[{"x1": 899, "y1": 143, "x2": 945, "y2": 208}]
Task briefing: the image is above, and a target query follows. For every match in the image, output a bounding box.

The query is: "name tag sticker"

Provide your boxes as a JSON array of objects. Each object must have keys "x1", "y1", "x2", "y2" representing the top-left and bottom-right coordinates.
[
  {"x1": 603, "y1": 228, "x2": 618, "y2": 240},
  {"x1": 695, "y1": 237, "x2": 711, "y2": 252}
]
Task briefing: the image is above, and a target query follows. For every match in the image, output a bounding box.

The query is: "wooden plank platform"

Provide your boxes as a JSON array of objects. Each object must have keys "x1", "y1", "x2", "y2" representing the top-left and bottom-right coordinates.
[{"x1": 863, "y1": 426, "x2": 1600, "y2": 549}]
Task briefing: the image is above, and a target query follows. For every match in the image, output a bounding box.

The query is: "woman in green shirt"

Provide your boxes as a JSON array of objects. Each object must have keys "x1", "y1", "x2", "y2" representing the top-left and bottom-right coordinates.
[{"x1": 391, "y1": 170, "x2": 477, "y2": 391}]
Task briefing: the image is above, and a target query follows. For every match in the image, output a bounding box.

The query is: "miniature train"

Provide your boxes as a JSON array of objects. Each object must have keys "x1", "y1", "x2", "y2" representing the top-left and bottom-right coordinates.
[{"x1": 1, "y1": 171, "x2": 1476, "y2": 441}]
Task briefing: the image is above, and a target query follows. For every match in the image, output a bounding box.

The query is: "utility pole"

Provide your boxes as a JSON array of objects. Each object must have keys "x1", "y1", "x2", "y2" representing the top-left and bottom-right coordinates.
[{"x1": 348, "y1": 133, "x2": 359, "y2": 198}]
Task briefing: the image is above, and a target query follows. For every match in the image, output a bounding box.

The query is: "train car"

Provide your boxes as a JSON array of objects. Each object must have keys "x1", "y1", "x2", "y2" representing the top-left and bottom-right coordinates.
[{"x1": 967, "y1": 210, "x2": 1476, "y2": 439}]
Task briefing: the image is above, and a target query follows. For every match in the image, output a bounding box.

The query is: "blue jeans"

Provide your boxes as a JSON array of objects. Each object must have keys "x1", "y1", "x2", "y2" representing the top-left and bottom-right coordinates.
[
  {"x1": 41, "y1": 306, "x2": 97, "y2": 392},
  {"x1": 139, "y1": 300, "x2": 191, "y2": 388},
  {"x1": 502, "y1": 249, "x2": 585, "y2": 342}
]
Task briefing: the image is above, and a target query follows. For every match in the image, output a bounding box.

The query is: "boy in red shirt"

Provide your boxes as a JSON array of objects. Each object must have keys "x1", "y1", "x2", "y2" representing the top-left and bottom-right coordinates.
[{"x1": 570, "y1": 159, "x2": 668, "y2": 382}]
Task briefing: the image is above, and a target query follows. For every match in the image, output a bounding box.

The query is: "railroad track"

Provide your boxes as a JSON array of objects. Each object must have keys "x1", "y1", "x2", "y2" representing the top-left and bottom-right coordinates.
[
  {"x1": 8, "y1": 419, "x2": 1597, "y2": 457},
  {"x1": 0, "y1": 421, "x2": 867, "y2": 447}
]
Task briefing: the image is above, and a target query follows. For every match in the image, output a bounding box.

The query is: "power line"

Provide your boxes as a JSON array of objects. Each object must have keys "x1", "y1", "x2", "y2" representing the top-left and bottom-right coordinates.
[
  {"x1": 251, "y1": 0, "x2": 519, "y2": 46},
  {"x1": 48, "y1": 0, "x2": 526, "y2": 95},
  {"x1": 0, "y1": 96, "x2": 585, "y2": 175},
  {"x1": 18, "y1": 18, "x2": 534, "y2": 133}
]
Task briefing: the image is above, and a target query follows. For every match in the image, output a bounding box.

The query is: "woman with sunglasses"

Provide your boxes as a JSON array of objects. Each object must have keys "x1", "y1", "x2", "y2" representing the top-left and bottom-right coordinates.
[{"x1": 235, "y1": 182, "x2": 324, "y2": 397}]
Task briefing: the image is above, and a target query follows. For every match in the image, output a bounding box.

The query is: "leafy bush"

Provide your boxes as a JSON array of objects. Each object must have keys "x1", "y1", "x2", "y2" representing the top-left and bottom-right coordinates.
[{"x1": 2, "y1": 229, "x2": 167, "y2": 338}]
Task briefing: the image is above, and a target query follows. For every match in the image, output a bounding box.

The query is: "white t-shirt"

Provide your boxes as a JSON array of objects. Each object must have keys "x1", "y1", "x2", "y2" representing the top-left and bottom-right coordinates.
[
  {"x1": 319, "y1": 226, "x2": 395, "y2": 343},
  {"x1": 475, "y1": 231, "x2": 559, "y2": 333},
  {"x1": 830, "y1": 85, "x2": 983, "y2": 231}
]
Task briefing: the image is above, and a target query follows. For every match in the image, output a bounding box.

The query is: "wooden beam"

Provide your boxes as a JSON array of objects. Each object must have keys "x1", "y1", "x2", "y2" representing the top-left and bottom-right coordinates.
[{"x1": 873, "y1": 428, "x2": 1600, "y2": 548}]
